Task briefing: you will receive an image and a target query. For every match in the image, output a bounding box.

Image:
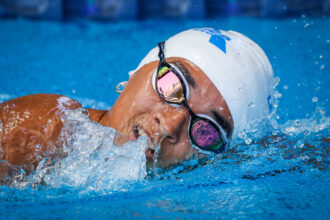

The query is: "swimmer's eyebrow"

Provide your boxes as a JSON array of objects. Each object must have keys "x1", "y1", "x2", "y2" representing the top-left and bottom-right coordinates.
[
  {"x1": 211, "y1": 110, "x2": 233, "y2": 138},
  {"x1": 171, "y1": 60, "x2": 196, "y2": 88}
]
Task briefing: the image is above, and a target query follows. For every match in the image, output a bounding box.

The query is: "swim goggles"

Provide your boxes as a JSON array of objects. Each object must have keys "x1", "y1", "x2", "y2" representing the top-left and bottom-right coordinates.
[{"x1": 153, "y1": 42, "x2": 228, "y2": 153}]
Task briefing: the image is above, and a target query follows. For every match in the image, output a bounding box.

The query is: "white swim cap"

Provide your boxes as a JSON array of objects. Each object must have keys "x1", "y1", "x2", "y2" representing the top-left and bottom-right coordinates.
[{"x1": 129, "y1": 28, "x2": 274, "y2": 138}]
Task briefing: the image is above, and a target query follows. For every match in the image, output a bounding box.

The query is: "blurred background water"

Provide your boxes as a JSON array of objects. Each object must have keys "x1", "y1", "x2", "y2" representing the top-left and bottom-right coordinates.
[
  {"x1": 0, "y1": 0, "x2": 329, "y2": 219},
  {"x1": 0, "y1": 0, "x2": 329, "y2": 20}
]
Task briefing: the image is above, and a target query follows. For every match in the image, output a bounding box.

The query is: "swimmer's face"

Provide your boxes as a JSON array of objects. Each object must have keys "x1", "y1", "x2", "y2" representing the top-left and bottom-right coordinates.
[{"x1": 100, "y1": 57, "x2": 233, "y2": 168}]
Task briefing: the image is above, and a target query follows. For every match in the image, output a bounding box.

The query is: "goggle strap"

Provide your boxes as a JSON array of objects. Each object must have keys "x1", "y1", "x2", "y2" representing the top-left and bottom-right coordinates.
[{"x1": 158, "y1": 42, "x2": 165, "y2": 62}]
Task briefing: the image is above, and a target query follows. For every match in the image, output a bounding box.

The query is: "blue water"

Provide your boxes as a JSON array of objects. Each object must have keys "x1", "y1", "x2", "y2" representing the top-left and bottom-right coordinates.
[{"x1": 0, "y1": 17, "x2": 329, "y2": 219}]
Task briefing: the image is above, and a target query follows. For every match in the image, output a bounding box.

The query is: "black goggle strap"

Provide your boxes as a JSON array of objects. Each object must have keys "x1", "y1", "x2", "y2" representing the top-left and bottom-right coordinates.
[
  {"x1": 158, "y1": 42, "x2": 165, "y2": 65},
  {"x1": 157, "y1": 42, "x2": 226, "y2": 152}
]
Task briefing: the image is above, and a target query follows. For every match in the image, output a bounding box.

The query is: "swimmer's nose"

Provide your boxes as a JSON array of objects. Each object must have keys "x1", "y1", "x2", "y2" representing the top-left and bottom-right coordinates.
[{"x1": 152, "y1": 106, "x2": 189, "y2": 144}]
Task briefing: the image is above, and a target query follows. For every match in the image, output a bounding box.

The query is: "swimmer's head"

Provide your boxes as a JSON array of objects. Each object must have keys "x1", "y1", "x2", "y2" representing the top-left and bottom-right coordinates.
[{"x1": 100, "y1": 28, "x2": 274, "y2": 167}]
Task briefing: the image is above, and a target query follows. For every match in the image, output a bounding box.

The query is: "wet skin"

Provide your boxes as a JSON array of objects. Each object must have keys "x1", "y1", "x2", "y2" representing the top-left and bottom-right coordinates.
[
  {"x1": 0, "y1": 57, "x2": 233, "y2": 180},
  {"x1": 100, "y1": 57, "x2": 233, "y2": 167}
]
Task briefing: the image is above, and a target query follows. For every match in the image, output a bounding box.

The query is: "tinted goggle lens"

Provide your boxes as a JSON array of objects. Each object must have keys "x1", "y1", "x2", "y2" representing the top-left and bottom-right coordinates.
[
  {"x1": 156, "y1": 66, "x2": 184, "y2": 103},
  {"x1": 156, "y1": 65, "x2": 225, "y2": 152},
  {"x1": 190, "y1": 119, "x2": 224, "y2": 152}
]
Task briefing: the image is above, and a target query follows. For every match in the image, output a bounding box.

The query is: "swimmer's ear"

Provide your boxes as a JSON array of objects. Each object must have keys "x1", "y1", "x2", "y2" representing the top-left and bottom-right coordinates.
[{"x1": 115, "y1": 81, "x2": 128, "y2": 93}]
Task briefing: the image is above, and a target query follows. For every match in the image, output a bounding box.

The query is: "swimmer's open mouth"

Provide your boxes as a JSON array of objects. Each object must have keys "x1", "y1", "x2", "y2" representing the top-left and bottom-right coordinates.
[{"x1": 132, "y1": 125, "x2": 156, "y2": 160}]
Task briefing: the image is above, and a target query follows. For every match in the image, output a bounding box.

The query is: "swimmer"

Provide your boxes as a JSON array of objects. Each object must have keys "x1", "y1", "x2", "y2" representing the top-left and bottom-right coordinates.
[{"x1": 0, "y1": 28, "x2": 273, "y2": 181}]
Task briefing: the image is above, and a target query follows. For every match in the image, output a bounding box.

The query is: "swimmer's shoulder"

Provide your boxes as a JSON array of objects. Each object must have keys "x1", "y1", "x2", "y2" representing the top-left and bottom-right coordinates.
[
  {"x1": 0, "y1": 93, "x2": 108, "y2": 125},
  {"x1": 0, "y1": 93, "x2": 82, "y2": 113},
  {"x1": 0, "y1": 93, "x2": 83, "y2": 173}
]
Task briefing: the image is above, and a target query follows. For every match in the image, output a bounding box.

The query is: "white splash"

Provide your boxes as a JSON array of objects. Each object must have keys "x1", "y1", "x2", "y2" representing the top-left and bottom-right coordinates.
[{"x1": 14, "y1": 108, "x2": 147, "y2": 194}]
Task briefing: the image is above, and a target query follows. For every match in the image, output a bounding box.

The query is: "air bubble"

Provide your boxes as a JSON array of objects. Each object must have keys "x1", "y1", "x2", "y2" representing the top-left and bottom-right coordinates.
[
  {"x1": 274, "y1": 91, "x2": 282, "y2": 99},
  {"x1": 312, "y1": 97, "x2": 318, "y2": 102}
]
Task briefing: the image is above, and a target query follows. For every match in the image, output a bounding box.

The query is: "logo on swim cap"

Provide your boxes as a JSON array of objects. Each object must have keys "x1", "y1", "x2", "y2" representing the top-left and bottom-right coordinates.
[{"x1": 194, "y1": 28, "x2": 231, "y2": 54}]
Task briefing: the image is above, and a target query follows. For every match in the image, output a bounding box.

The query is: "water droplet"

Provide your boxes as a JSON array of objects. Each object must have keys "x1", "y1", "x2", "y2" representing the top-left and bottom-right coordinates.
[
  {"x1": 283, "y1": 85, "x2": 289, "y2": 90},
  {"x1": 219, "y1": 106, "x2": 224, "y2": 111},
  {"x1": 273, "y1": 77, "x2": 280, "y2": 88},
  {"x1": 315, "y1": 61, "x2": 319, "y2": 65},
  {"x1": 275, "y1": 114, "x2": 280, "y2": 119},
  {"x1": 312, "y1": 97, "x2": 318, "y2": 102},
  {"x1": 274, "y1": 91, "x2": 282, "y2": 99},
  {"x1": 272, "y1": 130, "x2": 278, "y2": 136},
  {"x1": 273, "y1": 56, "x2": 277, "y2": 59},
  {"x1": 316, "y1": 156, "x2": 322, "y2": 162},
  {"x1": 248, "y1": 102, "x2": 255, "y2": 108},
  {"x1": 304, "y1": 23, "x2": 310, "y2": 28},
  {"x1": 301, "y1": 14, "x2": 306, "y2": 18},
  {"x1": 244, "y1": 138, "x2": 252, "y2": 145},
  {"x1": 297, "y1": 142, "x2": 304, "y2": 149},
  {"x1": 295, "y1": 120, "x2": 301, "y2": 127},
  {"x1": 326, "y1": 39, "x2": 330, "y2": 44},
  {"x1": 304, "y1": 130, "x2": 310, "y2": 136},
  {"x1": 320, "y1": 64, "x2": 325, "y2": 70},
  {"x1": 319, "y1": 55, "x2": 323, "y2": 59},
  {"x1": 72, "y1": 89, "x2": 76, "y2": 94}
]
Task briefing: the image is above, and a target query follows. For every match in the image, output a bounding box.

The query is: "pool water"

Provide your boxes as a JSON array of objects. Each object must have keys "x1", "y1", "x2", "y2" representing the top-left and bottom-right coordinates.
[{"x1": 0, "y1": 17, "x2": 329, "y2": 219}]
